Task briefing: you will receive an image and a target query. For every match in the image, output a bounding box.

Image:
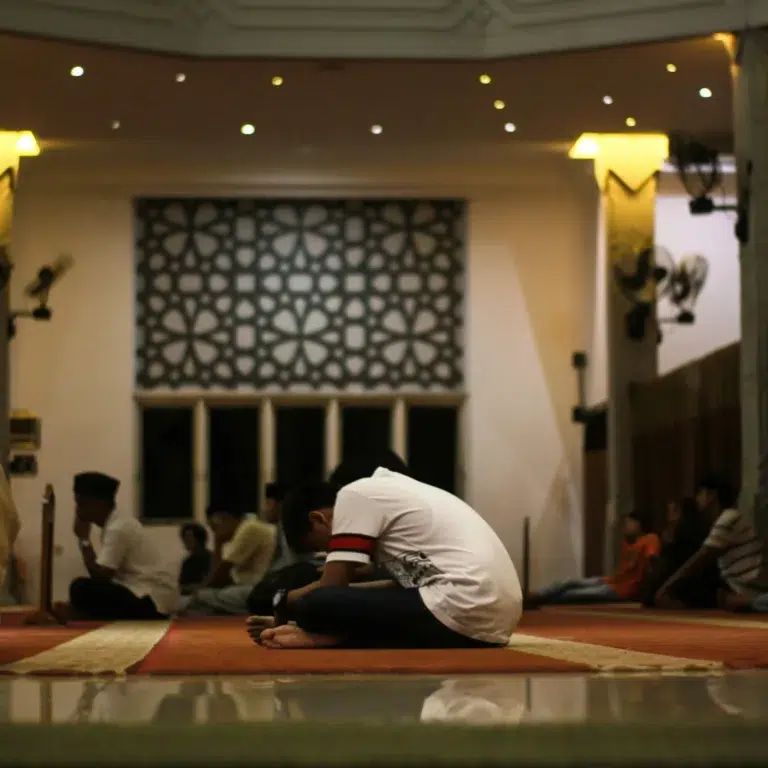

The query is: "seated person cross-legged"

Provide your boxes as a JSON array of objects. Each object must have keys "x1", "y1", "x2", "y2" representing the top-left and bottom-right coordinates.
[
  {"x1": 178, "y1": 523, "x2": 213, "y2": 596},
  {"x1": 248, "y1": 456, "x2": 523, "y2": 650},
  {"x1": 654, "y1": 475, "x2": 768, "y2": 610},
  {"x1": 66, "y1": 472, "x2": 179, "y2": 621},
  {"x1": 525, "y1": 512, "x2": 660, "y2": 608},
  {"x1": 183, "y1": 506, "x2": 277, "y2": 616},
  {"x1": 640, "y1": 496, "x2": 722, "y2": 609}
]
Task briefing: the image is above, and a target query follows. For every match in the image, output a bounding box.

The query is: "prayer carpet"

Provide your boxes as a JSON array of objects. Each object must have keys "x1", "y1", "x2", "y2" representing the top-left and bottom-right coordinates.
[{"x1": 1, "y1": 608, "x2": 767, "y2": 676}]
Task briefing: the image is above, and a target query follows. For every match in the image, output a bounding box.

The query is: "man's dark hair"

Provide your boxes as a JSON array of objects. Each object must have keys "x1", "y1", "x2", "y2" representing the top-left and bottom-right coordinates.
[
  {"x1": 281, "y1": 483, "x2": 338, "y2": 552},
  {"x1": 180, "y1": 522, "x2": 208, "y2": 548},
  {"x1": 698, "y1": 473, "x2": 738, "y2": 509},
  {"x1": 328, "y1": 450, "x2": 410, "y2": 490},
  {"x1": 627, "y1": 510, "x2": 649, "y2": 532},
  {"x1": 205, "y1": 504, "x2": 246, "y2": 520},
  {"x1": 265, "y1": 482, "x2": 287, "y2": 503}
]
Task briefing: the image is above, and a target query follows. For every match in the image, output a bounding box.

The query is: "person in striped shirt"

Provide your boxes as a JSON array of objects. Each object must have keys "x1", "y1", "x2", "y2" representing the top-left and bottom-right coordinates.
[{"x1": 655, "y1": 474, "x2": 768, "y2": 608}]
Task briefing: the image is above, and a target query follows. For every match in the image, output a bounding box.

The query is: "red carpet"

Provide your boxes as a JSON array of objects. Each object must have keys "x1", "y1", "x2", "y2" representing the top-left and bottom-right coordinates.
[
  {"x1": 525, "y1": 609, "x2": 768, "y2": 670},
  {"x1": 2, "y1": 608, "x2": 768, "y2": 675},
  {"x1": 0, "y1": 623, "x2": 100, "y2": 665},
  {"x1": 133, "y1": 619, "x2": 588, "y2": 675}
]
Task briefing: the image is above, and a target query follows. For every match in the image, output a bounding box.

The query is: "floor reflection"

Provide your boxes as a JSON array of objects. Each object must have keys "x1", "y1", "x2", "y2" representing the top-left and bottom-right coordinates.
[{"x1": 2, "y1": 672, "x2": 767, "y2": 726}]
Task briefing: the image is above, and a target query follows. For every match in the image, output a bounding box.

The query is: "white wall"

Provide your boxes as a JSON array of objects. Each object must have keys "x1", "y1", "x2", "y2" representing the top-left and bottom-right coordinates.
[
  {"x1": 655, "y1": 193, "x2": 741, "y2": 375},
  {"x1": 8, "y1": 143, "x2": 596, "y2": 601}
]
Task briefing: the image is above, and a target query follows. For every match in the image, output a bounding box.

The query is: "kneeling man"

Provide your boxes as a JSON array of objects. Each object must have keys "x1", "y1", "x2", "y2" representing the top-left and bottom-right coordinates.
[
  {"x1": 68, "y1": 472, "x2": 178, "y2": 620},
  {"x1": 251, "y1": 460, "x2": 522, "y2": 649}
]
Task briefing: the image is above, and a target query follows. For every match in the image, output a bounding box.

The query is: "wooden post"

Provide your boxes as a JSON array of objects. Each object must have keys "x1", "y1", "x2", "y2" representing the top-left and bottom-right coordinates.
[
  {"x1": 522, "y1": 516, "x2": 531, "y2": 598},
  {"x1": 25, "y1": 484, "x2": 61, "y2": 625}
]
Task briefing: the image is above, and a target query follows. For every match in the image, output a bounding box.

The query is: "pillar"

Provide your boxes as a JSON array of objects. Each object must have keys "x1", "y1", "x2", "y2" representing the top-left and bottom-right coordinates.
[
  {"x1": 0, "y1": 131, "x2": 40, "y2": 471},
  {"x1": 570, "y1": 133, "x2": 669, "y2": 568},
  {"x1": 733, "y1": 29, "x2": 768, "y2": 537}
]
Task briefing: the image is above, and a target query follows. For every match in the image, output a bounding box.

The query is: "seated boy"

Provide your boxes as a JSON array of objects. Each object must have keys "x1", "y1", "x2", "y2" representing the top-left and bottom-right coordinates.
[
  {"x1": 248, "y1": 456, "x2": 522, "y2": 649},
  {"x1": 183, "y1": 505, "x2": 277, "y2": 616},
  {"x1": 526, "y1": 512, "x2": 660, "y2": 607},
  {"x1": 654, "y1": 475, "x2": 768, "y2": 609}
]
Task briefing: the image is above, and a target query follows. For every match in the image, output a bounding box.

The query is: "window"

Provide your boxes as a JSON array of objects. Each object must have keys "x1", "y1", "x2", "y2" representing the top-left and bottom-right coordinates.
[
  {"x1": 140, "y1": 406, "x2": 194, "y2": 521},
  {"x1": 275, "y1": 406, "x2": 325, "y2": 486},
  {"x1": 208, "y1": 406, "x2": 261, "y2": 516},
  {"x1": 341, "y1": 406, "x2": 392, "y2": 463},
  {"x1": 407, "y1": 406, "x2": 459, "y2": 493},
  {"x1": 136, "y1": 395, "x2": 463, "y2": 522}
]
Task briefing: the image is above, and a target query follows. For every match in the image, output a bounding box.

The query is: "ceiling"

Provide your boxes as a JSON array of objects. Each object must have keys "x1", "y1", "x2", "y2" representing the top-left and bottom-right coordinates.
[{"x1": 0, "y1": 33, "x2": 733, "y2": 155}]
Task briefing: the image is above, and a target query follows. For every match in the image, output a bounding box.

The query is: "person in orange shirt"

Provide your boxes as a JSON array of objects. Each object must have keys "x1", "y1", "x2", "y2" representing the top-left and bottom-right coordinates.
[{"x1": 525, "y1": 512, "x2": 660, "y2": 608}]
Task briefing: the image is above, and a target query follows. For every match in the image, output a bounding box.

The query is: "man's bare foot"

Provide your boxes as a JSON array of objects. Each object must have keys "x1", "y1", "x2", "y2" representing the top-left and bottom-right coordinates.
[
  {"x1": 246, "y1": 615, "x2": 276, "y2": 643},
  {"x1": 259, "y1": 624, "x2": 340, "y2": 649}
]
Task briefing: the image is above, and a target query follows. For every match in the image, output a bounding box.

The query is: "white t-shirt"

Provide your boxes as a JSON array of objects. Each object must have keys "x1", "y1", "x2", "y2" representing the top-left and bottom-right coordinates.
[
  {"x1": 325, "y1": 468, "x2": 522, "y2": 645},
  {"x1": 97, "y1": 514, "x2": 179, "y2": 615},
  {"x1": 704, "y1": 508, "x2": 768, "y2": 596}
]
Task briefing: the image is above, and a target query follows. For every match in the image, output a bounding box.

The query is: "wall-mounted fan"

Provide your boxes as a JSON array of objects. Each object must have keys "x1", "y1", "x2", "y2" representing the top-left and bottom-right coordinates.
[
  {"x1": 659, "y1": 254, "x2": 709, "y2": 326},
  {"x1": 613, "y1": 244, "x2": 674, "y2": 343},
  {"x1": 612, "y1": 245, "x2": 708, "y2": 343}
]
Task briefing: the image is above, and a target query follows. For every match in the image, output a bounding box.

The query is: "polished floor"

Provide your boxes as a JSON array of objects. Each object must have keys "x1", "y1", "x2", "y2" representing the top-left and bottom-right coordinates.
[{"x1": 2, "y1": 671, "x2": 768, "y2": 725}]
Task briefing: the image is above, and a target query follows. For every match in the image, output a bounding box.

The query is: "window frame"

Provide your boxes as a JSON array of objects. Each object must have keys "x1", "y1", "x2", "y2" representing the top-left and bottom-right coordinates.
[{"x1": 134, "y1": 391, "x2": 466, "y2": 524}]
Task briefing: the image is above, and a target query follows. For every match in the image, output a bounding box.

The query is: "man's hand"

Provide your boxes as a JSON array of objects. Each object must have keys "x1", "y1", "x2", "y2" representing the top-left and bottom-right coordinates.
[{"x1": 73, "y1": 516, "x2": 91, "y2": 540}]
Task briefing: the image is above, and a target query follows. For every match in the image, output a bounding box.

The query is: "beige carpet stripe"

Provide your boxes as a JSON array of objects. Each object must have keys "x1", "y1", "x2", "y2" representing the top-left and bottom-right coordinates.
[
  {"x1": 555, "y1": 607, "x2": 768, "y2": 630},
  {"x1": 509, "y1": 632, "x2": 723, "y2": 672},
  {"x1": 1, "y1": 620, "x2": 171, "y2": 676}
]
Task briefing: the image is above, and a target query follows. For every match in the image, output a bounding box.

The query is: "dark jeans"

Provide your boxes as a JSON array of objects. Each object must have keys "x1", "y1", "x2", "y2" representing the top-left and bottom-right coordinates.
[
  {"x1": 292, "y1": 585, "x2": 501, "y2": 649},
  {"x1": 69, "y1": 577, "x2": 165, "y2": 620}
]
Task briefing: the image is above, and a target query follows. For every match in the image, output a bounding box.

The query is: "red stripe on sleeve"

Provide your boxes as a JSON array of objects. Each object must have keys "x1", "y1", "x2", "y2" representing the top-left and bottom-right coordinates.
[{"x1": 329, "y1": 534, "x2": 376, "y2": 554}]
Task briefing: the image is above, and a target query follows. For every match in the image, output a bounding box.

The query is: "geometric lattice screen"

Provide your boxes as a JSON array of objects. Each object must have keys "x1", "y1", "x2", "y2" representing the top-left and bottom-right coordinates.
[{"x1": 135, "y1": 198, "x2": 465, "y2": 391}]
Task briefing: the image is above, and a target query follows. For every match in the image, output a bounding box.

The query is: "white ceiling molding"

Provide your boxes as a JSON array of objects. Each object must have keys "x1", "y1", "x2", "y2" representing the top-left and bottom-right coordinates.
[{"x1": 0, "y1": 0, "x2": 759, "y2": 59}]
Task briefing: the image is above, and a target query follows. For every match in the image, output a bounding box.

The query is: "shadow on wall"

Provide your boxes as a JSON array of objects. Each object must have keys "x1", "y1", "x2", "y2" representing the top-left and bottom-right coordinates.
[{"x1": 529, "y1": 461, "x2": 581, "y2": 590}]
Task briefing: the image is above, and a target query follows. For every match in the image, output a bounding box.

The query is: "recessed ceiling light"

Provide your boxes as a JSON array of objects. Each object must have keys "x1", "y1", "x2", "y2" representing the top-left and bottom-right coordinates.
[
  {"x1": 175, "y1": 73, "x2": 187, "y2": 83},
  {"x1": 699, "y1": 87, "x2": 713, "y2": 98},
  {"x1": 70, "y1": 65, "x2": 84, "y2": 78},
  {"x1": 271, "y1": 75, "x2": 284, "y2": 87},
  {"x1": 625, "y1": 117, "x2": 637, "y2": 127},
  {"x1": 370, "y1": 124, "x2": 383, "y2": 135},
  {"x1": 493, "y1": 100, "x2": 506, "y2": 110},
  {"x1": 666, "y1": 63, "x2": 677, "y2": 73},
  {"x1": 603, "y1": 95, "x2": 613, "y2": 105},
  {"x1": 504, "y1": 122, "x2": 516, "y2": 133},
  {"x1": 111, "y1": 120, "x2": 121, "y2": 130},
  {"x1": 479, "y1": 74, "x2": 492, "y2": 85},
  {"x1": 240, "y1": 123, "x2": 255, "y2": 135}
]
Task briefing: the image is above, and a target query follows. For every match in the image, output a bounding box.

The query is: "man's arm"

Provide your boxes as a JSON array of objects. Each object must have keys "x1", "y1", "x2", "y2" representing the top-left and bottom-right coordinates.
[
  {"x1": 79, "y1": 540, "x2": 116, "y2": 581},
  {"x1": 205, "y1": 520, "x2": 277, "y2": 590},
  {"x1": 286, "y1": 560, "x2": 359, "y2": 605},
  {"x1": 655, "y1": 545, "x2": 721, "y2": 599},
  {"x1": 202, "y1": 547, "x2": 234, "y2": 589}
]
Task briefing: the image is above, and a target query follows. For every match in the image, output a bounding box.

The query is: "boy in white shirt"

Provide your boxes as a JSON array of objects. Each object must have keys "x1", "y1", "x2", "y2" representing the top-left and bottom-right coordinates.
[
  {"x1": 67, "y1": 472, "x2": 178, "y2": 620},
  {"x1": 250, "y1": 456, "x2": 522, "y2": 649}
]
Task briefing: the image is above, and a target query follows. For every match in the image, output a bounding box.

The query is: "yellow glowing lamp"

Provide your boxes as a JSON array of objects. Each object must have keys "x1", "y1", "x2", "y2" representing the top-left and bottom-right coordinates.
[
  {"x1": 16, "y1": 131, "x2": 40, "y2": 157},
  {"x1": 568, "y1": 133, "x2": 600, "y2": 159}
]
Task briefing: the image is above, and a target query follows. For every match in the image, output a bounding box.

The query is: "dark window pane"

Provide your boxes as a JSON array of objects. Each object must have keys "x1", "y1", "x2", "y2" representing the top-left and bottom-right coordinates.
[
  {"x1": 208, "y1": 407, "x2": 261, "y2": 515},
  {"x1": 275, "y1": 406, "x2": 325, "y2": 487},
  {"x1": 141, "y1": 407, "x2": 194, "y2": 521},
  {"x1": 342, "y1": 406, "x2": 391, "y2": 463},
  {"x1": 407, "y1": 406, "x2": 458, "y2": 494}
]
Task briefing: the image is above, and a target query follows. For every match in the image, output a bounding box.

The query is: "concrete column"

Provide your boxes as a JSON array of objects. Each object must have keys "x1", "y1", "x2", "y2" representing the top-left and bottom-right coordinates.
[
  {"x1": 733, "y1": 29, "x2": 768, "y2": 537},
  {"x1": 0, "y1": 131, "x2": 40, "y2": 472},
  {"x1": 571, "y1": 133, "x2": 668, "y2": 568}
]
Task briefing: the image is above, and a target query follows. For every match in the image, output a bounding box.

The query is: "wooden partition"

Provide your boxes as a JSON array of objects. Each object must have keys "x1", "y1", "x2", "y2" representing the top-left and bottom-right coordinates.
[
  {"x1": 631, "y1": 343, "x2": 741, "y2": 534},
  {"x1": 583, "y1": 408, "x2": 608, "y2": 576}
]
